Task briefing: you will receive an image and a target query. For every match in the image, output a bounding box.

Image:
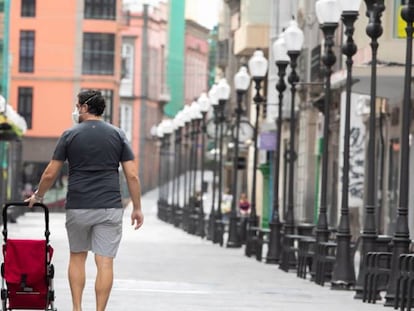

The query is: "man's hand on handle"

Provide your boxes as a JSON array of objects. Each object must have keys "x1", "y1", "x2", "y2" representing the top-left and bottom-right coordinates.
[{"x1": 24, "y1": 191, "x2": 44, "y2": 208}]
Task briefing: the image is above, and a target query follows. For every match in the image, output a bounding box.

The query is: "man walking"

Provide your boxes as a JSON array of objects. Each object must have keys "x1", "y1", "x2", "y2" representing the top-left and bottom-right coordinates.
[{"x1": 27, "y1": 89, "x2": 144, "y2": 311}]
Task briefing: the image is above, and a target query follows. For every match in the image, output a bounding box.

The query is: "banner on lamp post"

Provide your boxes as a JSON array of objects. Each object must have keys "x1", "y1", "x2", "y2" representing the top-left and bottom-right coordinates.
[{"x1": 259, "y1": 131, "x2": 276, "y2": 151}]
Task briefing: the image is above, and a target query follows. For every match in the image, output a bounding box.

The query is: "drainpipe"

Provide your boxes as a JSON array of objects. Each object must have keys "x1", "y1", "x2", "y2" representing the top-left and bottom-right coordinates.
[
  {"x1": 314, "y1": 137, "x2": 323, "y2": 223},
  {"x1": 139, "y1": 4, "x2": 149, "y2": 190},
  {"x1": 2, "y1": 0, "x2": 10, "y2": 103}
]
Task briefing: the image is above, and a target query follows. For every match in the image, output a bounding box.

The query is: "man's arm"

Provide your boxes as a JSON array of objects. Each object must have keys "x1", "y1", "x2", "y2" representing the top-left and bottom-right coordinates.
[
  {"x1": 121, "y1": 160, "x2": 143, "y2": 229},
  {"x1": 27, "y1": 160, "x2": 64, "y2": 207}
]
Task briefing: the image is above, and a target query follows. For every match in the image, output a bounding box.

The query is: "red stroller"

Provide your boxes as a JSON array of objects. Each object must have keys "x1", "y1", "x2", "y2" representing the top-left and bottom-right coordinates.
[{"x1": 1, "y1": 202, "x2": 56, "y2": 311}]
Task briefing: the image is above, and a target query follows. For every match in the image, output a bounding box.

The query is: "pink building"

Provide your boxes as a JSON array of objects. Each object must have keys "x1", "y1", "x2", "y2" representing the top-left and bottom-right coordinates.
[
  {"x1": 120, "y1": 3, "x2": 169, "y2": 192},
  {"x1": 184, "y1": 20, "x2": 210, "y2": 105}
]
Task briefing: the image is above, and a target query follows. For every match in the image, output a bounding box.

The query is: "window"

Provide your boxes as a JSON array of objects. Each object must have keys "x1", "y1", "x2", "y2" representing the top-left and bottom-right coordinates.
[
  {"x1": 21, "y1": 0, "x2": 36, "y2": 17},
  {"x1": 100, "y1": 89, "x2": 113, "y2": 123},
  {"x1": 19, "y1": 30, "x2": 35, "y2": 73},
  {"x1": 119, "y1": 103, "x2": 132, "y2": 142},
  {"x1": 84, "y1": 0, "x2": 116, "y2": 20},
  {"x1": 17, "y1": 87, "x2": 33, "y2": 129},
  {"x1": 121, "y1": 44, "x2": 134, "y2": 80},
  {"x1": 82, "y1": 33, "x2": 115, "y2": 75}
]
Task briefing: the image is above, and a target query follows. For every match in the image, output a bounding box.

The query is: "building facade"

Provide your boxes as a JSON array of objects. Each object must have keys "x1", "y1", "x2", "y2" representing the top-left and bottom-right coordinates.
[{"x1": 9, "y1": 0, "x2": 123, "y2": 203}]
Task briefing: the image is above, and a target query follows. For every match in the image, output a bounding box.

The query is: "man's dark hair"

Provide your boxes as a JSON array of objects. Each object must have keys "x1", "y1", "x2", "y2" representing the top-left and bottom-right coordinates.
[{"x1": 77, "y1": 90, "x2": 105, "y2": 116}]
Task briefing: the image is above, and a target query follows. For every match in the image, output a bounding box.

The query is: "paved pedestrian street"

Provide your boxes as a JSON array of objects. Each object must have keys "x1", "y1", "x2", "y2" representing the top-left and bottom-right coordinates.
[{"x1": 3, "y1": 190, "x2": 382, "y2": 311}]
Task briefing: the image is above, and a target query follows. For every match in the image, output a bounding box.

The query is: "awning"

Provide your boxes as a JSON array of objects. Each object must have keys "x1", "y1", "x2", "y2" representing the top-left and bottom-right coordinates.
[{"x1": 331, "y1": 65, "x2": 406, "y2": 100}]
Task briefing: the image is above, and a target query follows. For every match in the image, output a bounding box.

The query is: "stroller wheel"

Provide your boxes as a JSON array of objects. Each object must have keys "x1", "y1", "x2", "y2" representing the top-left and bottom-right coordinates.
[
  {"x1": 48, "y1": 264, "x2": 55, "y2": 279},
  {"x1": 1, "y1": 289, "x2": 6, "y2": 311},
  {"x1": 0, "y1": 289, "x2": 6, "y2": 300},
  {"x1": 48, "y1": 290, "x2": 55, "y2": 302}
]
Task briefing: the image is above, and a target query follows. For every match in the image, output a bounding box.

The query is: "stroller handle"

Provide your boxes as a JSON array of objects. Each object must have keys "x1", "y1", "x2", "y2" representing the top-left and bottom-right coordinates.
[{"x1": 2, "y1": 202, "x2": 50, "y2": 243}]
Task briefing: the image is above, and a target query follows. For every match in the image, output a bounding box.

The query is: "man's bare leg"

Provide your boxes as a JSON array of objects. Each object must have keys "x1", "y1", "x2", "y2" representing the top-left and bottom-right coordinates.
[
  {"x1": 95, "y1": 254, "x2": 114, "y2": 311},
  {"x1": 68, "y1": 251, "x2": 88, "y2": 311}
]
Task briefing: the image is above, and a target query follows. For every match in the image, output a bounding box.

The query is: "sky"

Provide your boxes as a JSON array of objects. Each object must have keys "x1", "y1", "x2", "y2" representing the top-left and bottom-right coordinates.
[
  {"x1": 123, "y1": 0, "x2": 220, "y2": 29},
  {"x1": 185, "y1": 0, "x2": 220, "y2": 29}
]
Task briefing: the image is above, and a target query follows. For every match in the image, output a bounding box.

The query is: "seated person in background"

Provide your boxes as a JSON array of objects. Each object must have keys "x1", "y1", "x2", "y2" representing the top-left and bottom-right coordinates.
[{"x1": 239, "y1": 192, "x2": 250, "y2": 216}]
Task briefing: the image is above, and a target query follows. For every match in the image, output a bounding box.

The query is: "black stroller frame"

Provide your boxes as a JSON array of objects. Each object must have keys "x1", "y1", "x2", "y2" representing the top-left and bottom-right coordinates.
[{"x1": 1, "y1": 202, "x2": 57, "y2": 311}]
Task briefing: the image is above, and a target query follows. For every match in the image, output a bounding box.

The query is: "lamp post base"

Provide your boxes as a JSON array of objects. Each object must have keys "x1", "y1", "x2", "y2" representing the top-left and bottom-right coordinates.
[
  {"x1": 227, "y1": 213, "x2": 241, "y2": 248},
  {"x1": 207, "y1": 212, "x2": 215, "y2": 241},
  {"x1": 196, "y1": 211, "x2": 206, "y2": 238},
  {"x1": 266, "y1": 220, "x2": 283, "y2": 264},
  {"x1": 213, "y1": 214, "x2": 224, "y2": 246},
  {"x1": 330, "y1": 232, "x2": 355, "y2": 290},
  {"x1": 213, "y1": 221, "x2": 224, "y2": 246},
  {"x1": 244, "y1": 215, "x2": 259, "y2": 257}
]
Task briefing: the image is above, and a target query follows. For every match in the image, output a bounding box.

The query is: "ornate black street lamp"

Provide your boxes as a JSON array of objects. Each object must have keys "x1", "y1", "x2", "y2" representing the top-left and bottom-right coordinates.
[
  {"x1": 384, "y1": 0, "x2": 414, "y2": 305},
  {"x1": 196, "y1": 93, "x2": 211, "y2": 238},
  {"x1": 188, "y1": 101, "x2": 203, "y2": 235},
  {"x1": 244, "y1": 49, "x2": 268, "y2": 255},
  {"x1": 172, "y1": 112, "x2": 185, "y2": 227},
  {"x1": 266, "y1": 31, "x2": 290, "y2": 264},
  {"x1": 331, "y1": 0, "x2": 362, "y2": 289},
  {"x1": 155, "y1": 122, "x2": 165, "y2": 220},
  {"x1": 185, "y1": 102, "x2": 197, "y2": 233},
  {"x1": 159, "y1": 119, "x2": 174, "y2": 222},
  {"x1": 207, "y1": 84, "x2": 219, "y2": 241},
  {"x1": 170, "y1": 117, "x2": 179, "y2": 224},
  {"x1": 284, "y1": 20, "x2": 304, "y2": 237},
  {"x1": 354, "y1": 0, "x2": 385, "y2": 299},
  {"x1": 213, "y1": 78, "x2": 230, "y2": 246},
  {"x1": 315, "y1": 0, "x2": 341, "y2": 241},
  {"x1": 181, "y1": 105, "x2": 192, "y2": 231},
  {"x1": 227, "y1": 66, "x2": 251, "y2": 248}
]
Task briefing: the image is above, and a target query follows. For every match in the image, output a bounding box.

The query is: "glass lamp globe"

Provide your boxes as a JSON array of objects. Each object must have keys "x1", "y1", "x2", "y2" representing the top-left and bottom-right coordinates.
[
  {"x1": 216, "y1": 78, "x2": 231, "y2": 101},
  {"x1": 176, "y1": 111, "x2": 185, "y2": 127},
  {"x1": 190, "y1": 101, "x2": 203, "y2": 120},
  {"x1": 284, "y1": 19, "x2": 304, "y2": 52},
  {"x1": 162, "y1": 119, "x2": 174, "y2": 135},
  {"x1": 315, "y1": 0, "x2": 342, "y2": 24},
  {"x1": 339, "y1": 0, "x2": 361, "y2": 12},
  {"x1": 173, "y1": 111, "x2": 184, "y2": 131},
  {"x1": 182, "y1": 105, "x2": 192, "y2": 123},
  {"x1": 273, "y1": 32, "x2": 290, "y2": 63},
  {"x1": 197, "y1": 93, "x2": 210, "y2": 113},
  {"x1": 208, "y1": 84, "x2": 219, "y2": 106},
  {"x1": 156, "y1": 122, "x2": 164, "y2": 138},
  {"x1": 248, "y1": 49, "x2": 268, "y2": 78},
  {"x1": 150, "y1": 125, "x2": 158, "y2": 137},
  {"x1": 234, "y1": 66, "x2": 251, "y2": 91}
]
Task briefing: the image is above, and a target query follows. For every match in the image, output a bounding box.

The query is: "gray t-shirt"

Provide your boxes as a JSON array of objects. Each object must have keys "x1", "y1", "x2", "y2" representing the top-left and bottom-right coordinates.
[{"x1": 52, "y1": 120, "x2": 135, "y2": 209}]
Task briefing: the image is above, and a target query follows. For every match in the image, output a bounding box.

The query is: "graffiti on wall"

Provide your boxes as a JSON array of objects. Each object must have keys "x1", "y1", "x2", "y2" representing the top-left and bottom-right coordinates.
[
  {"x1": 348, "y1": 127, "x2": 365, "y2": 201},
  {"x1": 338, "y1": 93, "x2": 367, "y2": 208}
]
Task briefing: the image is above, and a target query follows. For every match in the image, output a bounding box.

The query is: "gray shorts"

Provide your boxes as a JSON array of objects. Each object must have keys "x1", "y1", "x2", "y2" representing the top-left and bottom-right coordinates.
[{"x1": 65, "y1": 208, "x2": 124, "y2": 258}]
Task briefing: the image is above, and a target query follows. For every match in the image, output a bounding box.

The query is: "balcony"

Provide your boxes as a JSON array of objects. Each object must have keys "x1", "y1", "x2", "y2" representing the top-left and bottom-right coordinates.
[
  {"x1": 233, "y1": 0, "x2": 270, "y2": 56},
  {"x1": 234, "y1": 23, "x2": 269, "y2": 56}
]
